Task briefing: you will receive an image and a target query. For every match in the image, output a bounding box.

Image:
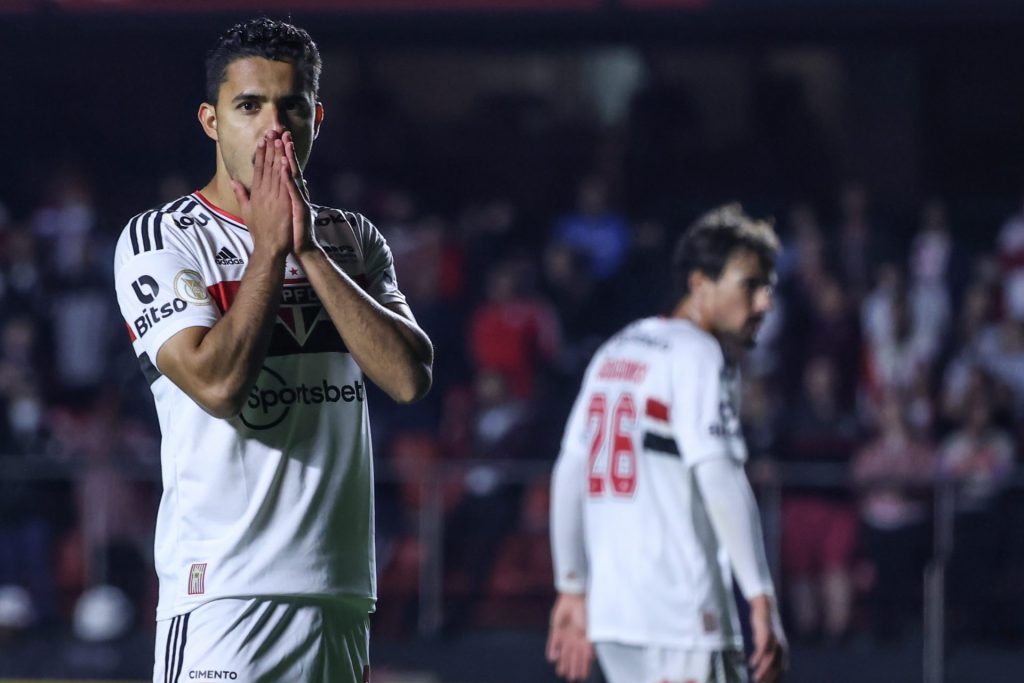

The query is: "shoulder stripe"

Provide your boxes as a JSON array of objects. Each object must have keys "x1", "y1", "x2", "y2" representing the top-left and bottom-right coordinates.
[
  {"x1": 129, "y1": 214, "x2": 142, "y2": 255},
  {"x1": 153, "y1": 213, "x2": 164, "y2": 250},
  {"x1": 140, "y1": 213, "x2": 153, "y2": 252},
  {"x1": 165, "y1": 196, "x2": 191, "y2": 213},
  {"x1": 181, "y1": 199, "x2": 198, "y2": 215}
]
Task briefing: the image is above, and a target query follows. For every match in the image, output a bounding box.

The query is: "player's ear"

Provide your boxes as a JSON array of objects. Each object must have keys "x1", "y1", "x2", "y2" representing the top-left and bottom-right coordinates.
[
  {"x1": 687, "y1": 269, "x2": 709, "y2": 297},
  {"x1": 198, "y1": 102, "x2": 219, "y2": 142},
  {"x1": 313, "y1": 102, "x2": 325, "y2": 140}
]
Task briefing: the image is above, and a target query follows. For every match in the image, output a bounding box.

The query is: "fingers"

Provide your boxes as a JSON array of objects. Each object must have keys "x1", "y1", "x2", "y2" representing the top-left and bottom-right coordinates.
[
  {"x1": 548, "y1": 631, "x2": 592, "y2": 682},
  {"x1": 545, "y1": 630, "x2": 559, "y2": 663},
  {"x1": 562, "y1": 639, "x2": 592, "y2": 682},
  {"x1": 282, "y1": 130, "x2": 300, "y2": 177},
  {"x1": 252, "y1": 137, "x2": 267, "y2": 188},
  {"x1": 751, "y1": 640, "x2": 782, "y2": 683},
  {"x1": 570, "y1": 641, "x2": 593, "y2": 681},
  {"x1": 282, "y1": 131, "x2": 312, "y2": 203}
]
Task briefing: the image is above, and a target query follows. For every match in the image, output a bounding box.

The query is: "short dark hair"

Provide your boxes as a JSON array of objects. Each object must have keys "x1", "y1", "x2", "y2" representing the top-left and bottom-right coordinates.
[
  {"x1": 205, "y1": 18, "x2": 322, "y2": 105},
  {"x1": 672, "y1": 203, "x2": 780, "y2": 300}
]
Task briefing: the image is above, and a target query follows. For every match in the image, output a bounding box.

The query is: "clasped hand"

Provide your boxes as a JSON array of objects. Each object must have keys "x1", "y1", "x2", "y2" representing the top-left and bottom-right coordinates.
[{"x1": 231, "y1": 129, "x2": 315, "y2": 257}]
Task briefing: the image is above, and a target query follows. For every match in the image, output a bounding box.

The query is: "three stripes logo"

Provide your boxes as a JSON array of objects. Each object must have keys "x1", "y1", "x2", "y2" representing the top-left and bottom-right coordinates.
[
  {"x1": 129, "y1": 210, "x2": 165, "y2": 255},
  {"x1": 187, "y1": 563, "x2": 207, "y2": 595},
  {"x1": 214, "y1": 247, "x2": 244, "y2": 266}
]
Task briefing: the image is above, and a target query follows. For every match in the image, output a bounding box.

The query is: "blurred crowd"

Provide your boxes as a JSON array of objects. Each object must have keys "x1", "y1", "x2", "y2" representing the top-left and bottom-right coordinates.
[{"x1": 2, "y1": 124, "x2": 1024, "y2": 660}]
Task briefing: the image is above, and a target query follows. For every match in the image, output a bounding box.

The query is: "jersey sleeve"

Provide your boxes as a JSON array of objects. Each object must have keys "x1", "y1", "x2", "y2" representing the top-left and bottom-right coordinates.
[
  {"x1": 113, "y1": 211, "x2": 220, "y2": 371},
  {"x1": 351, "y1": 212, "x2": 408, "y2": 307},
  {"x1": 670, "y1": 337, "x2": 747, "y2": 468},
  {"x1": 550, "y1": 370, "x2": 595, "y2": 594}
]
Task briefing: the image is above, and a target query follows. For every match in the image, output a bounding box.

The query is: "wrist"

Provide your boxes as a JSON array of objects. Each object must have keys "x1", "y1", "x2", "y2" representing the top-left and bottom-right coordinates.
[
  {"x1": 296, "y1": 244, "x2": 327, "y2": 266},
  {"x1": 748, "y1": 594, "x2": 774, "y2": 618},
  {"x1": 251, "y1": 243, "x2": 291, "y2": 264}
]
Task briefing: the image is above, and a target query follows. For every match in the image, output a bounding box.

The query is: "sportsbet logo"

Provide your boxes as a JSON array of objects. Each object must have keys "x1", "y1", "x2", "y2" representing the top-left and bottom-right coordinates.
[{"x1": 240, "y1": 366, "x2": 365, "y2": 430}]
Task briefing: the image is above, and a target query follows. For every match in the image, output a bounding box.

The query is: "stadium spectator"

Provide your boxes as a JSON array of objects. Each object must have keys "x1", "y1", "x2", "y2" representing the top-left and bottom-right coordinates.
[
  {"x1": 940, "y1": 394, "x2": 1016, "y2": 638},
  {"x1": 998, "y1": 192, "x2": 1024, "y2": 321},
  {"x1": 469, "y1": 256, "x2": 561, "y2": 399},
  {"x1": 551, "y1": 173, "x2": 630, "y2": 281},
  {"x1": 852, "y1": 395, "x2": 935, "y2": 641},
  {"x1": 779, "y1": 355, "x2": 861, "y2": 642}
]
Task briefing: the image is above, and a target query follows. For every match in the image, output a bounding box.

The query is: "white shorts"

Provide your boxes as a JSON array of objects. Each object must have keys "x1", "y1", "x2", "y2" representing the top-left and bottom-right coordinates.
[
  {"x1": 594, "y1": 642, "x2": 747, "y2": 683},
  {"x1": 153, "y1": 597, "x2": 370, "y2": 683}
]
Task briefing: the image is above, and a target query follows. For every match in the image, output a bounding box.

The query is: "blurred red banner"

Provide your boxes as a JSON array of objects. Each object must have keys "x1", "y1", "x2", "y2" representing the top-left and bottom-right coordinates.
[{"x1": 0, "y1": 0, "x2": 39, "y2": 12}]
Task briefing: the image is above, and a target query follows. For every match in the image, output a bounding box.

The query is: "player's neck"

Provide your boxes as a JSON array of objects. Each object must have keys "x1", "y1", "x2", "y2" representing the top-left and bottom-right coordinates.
[
  {"x1": 671, "y1": 298, "x2": 743, "y2": 362},
  {"x1": 671, "y1": 298, "x2": 711, "y2": 334},
  {"x1": 199, "y1": 173, "x2": 243, "y2": 220}
]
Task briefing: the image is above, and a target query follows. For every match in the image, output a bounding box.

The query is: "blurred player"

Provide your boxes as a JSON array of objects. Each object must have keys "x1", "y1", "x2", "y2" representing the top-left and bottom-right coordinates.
[
  {"x1": 112, "y1": 18, "x2": 433, "y2": 683},
  {"x1": 547, "y1": 205, "x2": 786, "y2": 683}
]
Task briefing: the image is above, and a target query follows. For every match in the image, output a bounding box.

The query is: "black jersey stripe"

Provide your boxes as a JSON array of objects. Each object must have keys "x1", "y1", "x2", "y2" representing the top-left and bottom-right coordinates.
[
  {"x1": 643, "y1": 432, "x2": 681, "y2": 458},
  {"x1": 140, "y1": 213, "x2": 153, "y2": 252},
  {"x1": 165, "y1": 196, "x2": 191, "y2": 213},
  {"x1": 181, "y1": 199, "x2": 198, "y2": 215},
  {"x1": 128, "y1": 213, "x2": 144, "y2": 255},
  {"x1": 153, "y1": 213, "x2": 164, "y2": 250},
  {"x1": 165, "y1": 616, "x2": 179, "y2": 683},
  {"x1": 138, "y1": 352, "x2": 162, "y2": 385},
  {"x1": 172, "y1": 613, "x2": 190, "y2": 683},
  {"x1": 162, "y1": 616, "x2": 174, "y2": 683}
]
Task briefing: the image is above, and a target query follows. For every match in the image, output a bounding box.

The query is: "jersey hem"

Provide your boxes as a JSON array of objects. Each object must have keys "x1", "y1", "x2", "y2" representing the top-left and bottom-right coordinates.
[
  {"x1": 588, "y1": 629, "x2": 743, "y2": 651},
  {"x1": 156, "y1": 592, "x2": 377, "y2": 621}
]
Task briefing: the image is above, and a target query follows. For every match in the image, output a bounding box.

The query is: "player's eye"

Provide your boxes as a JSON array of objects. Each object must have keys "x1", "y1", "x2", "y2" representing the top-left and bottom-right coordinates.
[{"x1": 238, "y1": 101, "x2": 259, "y2": 112}]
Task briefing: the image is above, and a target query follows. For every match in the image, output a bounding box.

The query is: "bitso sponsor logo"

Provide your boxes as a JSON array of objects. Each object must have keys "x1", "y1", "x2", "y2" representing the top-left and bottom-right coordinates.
[
  {"x1": 240, "y1": 366, "x2": 366, "y2": 430},
  {"x1": 188, "y1": 671, "x2": 237, "y2": 680},
  {"x1": 131, "y1": 275, "x2": 159, "y2": 304},
  {"x1": 174, "y1": 269, "x2": 211, "y2": 306},
  {"x1": 214, "y1": 246, "x2": 244, "y2": 266},
  {"x1": 133, "y1": 297, "x2": 189, "y2": 338}
]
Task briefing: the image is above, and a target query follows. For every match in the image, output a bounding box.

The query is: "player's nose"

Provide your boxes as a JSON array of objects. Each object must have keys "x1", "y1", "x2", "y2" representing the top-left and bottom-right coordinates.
[
  {"x1": 754, "y1": 286, "x2": 773, "y2": 313},
  {"x1": 263, "y1": 106, "x2": 289, "y2": 135}
]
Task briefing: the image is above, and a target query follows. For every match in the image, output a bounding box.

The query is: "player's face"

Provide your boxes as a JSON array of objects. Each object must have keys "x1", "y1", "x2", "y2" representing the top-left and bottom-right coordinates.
[
  {"x1": 211, "y1": 57, "x2": 322, "y2": 190},
  {"x1": 708, "y1": 248, "x2": 775, "y2": 349}
]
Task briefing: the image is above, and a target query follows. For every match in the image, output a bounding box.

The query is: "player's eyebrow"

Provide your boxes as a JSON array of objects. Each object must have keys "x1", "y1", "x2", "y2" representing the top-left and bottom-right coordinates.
[
  {"x1": 232, "y1": 92, "x2": 266, "y2": 103},
  {"x1": 232, "y1": 92, "x2": 311, "y2": 105}
]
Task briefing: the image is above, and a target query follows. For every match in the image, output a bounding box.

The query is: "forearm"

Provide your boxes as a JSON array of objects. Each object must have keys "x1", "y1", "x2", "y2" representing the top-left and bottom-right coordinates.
[
  {"x1": 165, "y1": 247, "x2": 288, "y2": 416},
  {"x1": 693, "y1": 458, "x2": 776, "y2": 601},
  {"x1": 298, "y1": 248, "x2": 432, "y2": 402},
  {"x1": 551, "y1": 451, "x2": 588, "y2": 593}
]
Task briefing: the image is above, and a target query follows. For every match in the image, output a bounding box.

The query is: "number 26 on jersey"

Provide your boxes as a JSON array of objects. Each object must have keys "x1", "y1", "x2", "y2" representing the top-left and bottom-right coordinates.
[{"x1": 586, "y1": 393, "x2": 638, "y2": 497}]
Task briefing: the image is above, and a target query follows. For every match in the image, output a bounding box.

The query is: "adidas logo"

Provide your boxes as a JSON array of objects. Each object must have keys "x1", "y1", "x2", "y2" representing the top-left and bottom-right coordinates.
[{"x1": 215, "y1": 247, "x2": 245, "y2": 266}]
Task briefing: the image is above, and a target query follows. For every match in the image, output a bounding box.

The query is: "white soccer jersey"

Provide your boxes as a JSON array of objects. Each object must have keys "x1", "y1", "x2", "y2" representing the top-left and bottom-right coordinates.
[
  {"x1": 551, "y1": 317, "x2": 748, "y2": 650},
  {"x1": 113, "y1": 192, "x2": 406, "y2": 621}
]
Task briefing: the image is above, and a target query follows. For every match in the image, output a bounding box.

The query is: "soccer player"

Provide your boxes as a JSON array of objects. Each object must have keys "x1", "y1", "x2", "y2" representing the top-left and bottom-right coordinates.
[
  {"x1": 547, "y1": 205, "x2": 786, "y2": 683},
  {"x1": 112, "y1": 19, "x2": 433, "y2": 683}
]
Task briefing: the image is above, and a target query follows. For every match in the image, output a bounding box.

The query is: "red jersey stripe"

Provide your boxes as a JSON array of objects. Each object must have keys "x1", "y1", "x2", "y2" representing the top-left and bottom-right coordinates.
[
  {"x1": 194, "y1": 191, "x2": 246, "y2": 226},
  {"x1": 646, "y1": 398, "x2": 670, "y2": 422}
]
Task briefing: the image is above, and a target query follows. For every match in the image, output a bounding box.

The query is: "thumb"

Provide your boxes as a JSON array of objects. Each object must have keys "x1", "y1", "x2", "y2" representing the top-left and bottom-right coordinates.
[{"x1": 230, "y1": 179, "x2": 250, "y2": 208}]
